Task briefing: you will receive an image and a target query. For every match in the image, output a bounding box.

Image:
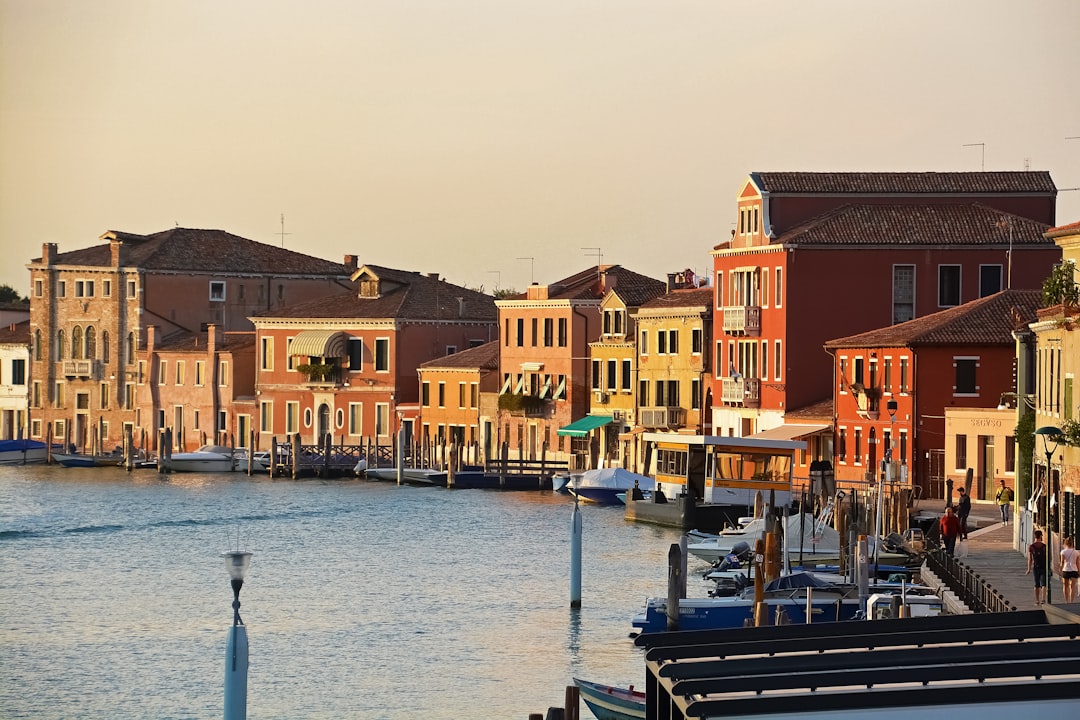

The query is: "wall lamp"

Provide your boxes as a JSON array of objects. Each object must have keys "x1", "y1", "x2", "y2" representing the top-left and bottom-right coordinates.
[{"x1": 997, "y1": 392, "x2": 1035, "y2": 410}]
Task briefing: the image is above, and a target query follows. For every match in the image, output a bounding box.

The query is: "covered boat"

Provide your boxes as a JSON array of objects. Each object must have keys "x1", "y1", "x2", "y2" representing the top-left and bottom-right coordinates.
[
  {"x1": 0, "y1": 439, "x2": 50, "y2": 465},
  {"x1": 568, "y1": 468, "x2": 654, "y2": 504}
]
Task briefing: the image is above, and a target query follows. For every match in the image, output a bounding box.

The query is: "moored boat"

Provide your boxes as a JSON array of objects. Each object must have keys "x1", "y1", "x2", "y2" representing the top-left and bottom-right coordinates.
[
  {"x1": 573, "y1": 678, "x2": 645, "y2": 720},
  {"x1": 0, "y1": 439, "x2": 51, "y2": 465},
  {"x1": 51, "y1": 452, "x2": 122, "y2": 468},
  {"x1": 165, "y1": 445, "x2": 263, "y2": 473},
  {"x1": 568, "y1": 468, "x2": 654, "y2": 504}
]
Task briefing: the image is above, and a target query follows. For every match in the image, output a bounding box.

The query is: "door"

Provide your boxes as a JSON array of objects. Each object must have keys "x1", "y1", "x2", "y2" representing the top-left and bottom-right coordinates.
[
  {"x1": 317, "y1": 403, "x2": 330, "y2": 443},
  {"x1": 979, "y1": 436, "x2": 994, "y2": 500}
]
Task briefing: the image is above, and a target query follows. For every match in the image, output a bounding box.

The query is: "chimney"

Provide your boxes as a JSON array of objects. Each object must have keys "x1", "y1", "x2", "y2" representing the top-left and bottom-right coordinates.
[
  {"x1": 344, "y1": 254, "x2": 358, "y2": 273},
  {"x1": 526, "y1": 283, "x2": 549, "y2": 300},
  {"x1": 146, "y1": 325, "x2": 158, "y2": 354},
  {"x1": 207, "y1": 324, "x2": 217, "y2": 357},
  {"x1": 110, "y1": 239, "x2": 126, "y2": 268},
  {"x1": 42, "y1": 243, "x2": 56, "y2": 267},
  {"x1": 457, "y1": 297, "x2": 465, "y2": 318},
  {"x1": 667, "y1": 273, "x2": 677, "y2": 293},
  {"x1": 427, "y1": 272, "x2": 439, "y2": 280}
]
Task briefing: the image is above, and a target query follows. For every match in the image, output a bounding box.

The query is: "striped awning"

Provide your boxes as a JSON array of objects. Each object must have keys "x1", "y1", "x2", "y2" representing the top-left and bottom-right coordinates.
[
  {"x1": 290, "y1": 330, "x2": 349, "y2": 358},
  {"x1": 557, "y1": 415, "x2": 613, "y2": 437}
]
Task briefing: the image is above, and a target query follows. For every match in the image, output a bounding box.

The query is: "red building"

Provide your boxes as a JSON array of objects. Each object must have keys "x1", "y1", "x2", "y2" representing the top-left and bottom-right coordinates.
[
  {"x1": 823, "y1": 289, "x2": 1041, "y2": 499},
  {"x1": 711, "y1": 171, "x2": 1060, "y2": 441},
  {"x1": 496, "y1": 265, "x2": 664, "y2": 469},
  {"x1": 251, "y1": 265, "x2": 497, "y2": 449},
  {"x1": 416, "y1": 340, "x2": 500, "y2": 464}
]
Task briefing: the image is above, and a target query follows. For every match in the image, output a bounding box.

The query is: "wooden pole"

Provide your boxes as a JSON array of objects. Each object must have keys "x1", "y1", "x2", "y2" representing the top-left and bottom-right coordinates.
[
  {"x1": 247, "y1": 429, "x2": 255, "y2": 475},
  {"x1": 323, "y1": 433, "x2": 331, "y2": 478},
  {"x1": 46, "y1": 423, "x2": 54, "y2": 464},
  {"x1": 564, "y1": 685, "x2": 580, "y2": 720},
  {"x1": 447, "y1": 442, "x2": 457, "y2": 488},
  {"x1": 666, "y1": 543, "x2": 681, "y2": 631},
  {"x1": 125, "y1": 425, "x2": 134, "y2": 471},
  {"x1": 270, "y1": 437, "x2": 277, "y2": 478},
  {"x1": 292, "y1": 433, "x2": 300, "y2": 479},
  {"x1": 500, "y1": 441, "x2": 509, "y2": 488}
]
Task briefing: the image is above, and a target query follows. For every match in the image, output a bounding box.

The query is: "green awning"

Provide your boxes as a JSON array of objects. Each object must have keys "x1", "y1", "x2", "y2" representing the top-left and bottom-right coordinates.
[{"x1": 557, "y1": 415, "x2": 614, "y2": 437}]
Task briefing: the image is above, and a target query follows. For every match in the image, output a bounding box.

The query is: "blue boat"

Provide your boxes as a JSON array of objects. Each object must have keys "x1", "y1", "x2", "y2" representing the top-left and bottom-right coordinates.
[
  {"x1": 632, "y1": 591, "x2": 861, "y2": 634},
  {"x1": 573, "y1": 678, "x2": 645, "y2": 720},
  {"x1": 0, "y1": 439, "x2": 50, "y2": 465}
]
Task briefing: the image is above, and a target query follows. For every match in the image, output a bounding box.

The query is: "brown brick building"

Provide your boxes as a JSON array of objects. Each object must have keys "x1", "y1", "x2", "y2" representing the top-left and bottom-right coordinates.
[{"x1": 26, "y1": 228, "x2": 351, "y2": 451}]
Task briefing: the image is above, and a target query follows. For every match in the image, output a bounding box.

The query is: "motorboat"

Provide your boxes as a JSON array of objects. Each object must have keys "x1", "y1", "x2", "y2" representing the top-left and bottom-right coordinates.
[
  {"x1": 51, "y1": 452, "x2": 122, "y2": 468},
  {"x1": 568, "y1": 468, "x2": 654, "y2": 504},
  {"x1": 686, "y1": 513, "x2": 842, "y2": 564},
  {"x1": 165, "y1": 445, "x2": 262, "y2": 473},
  {"x1": 0, "y1": 439, "x2": 51, "y2": 465},
  {"x1": 573, "y1": 678, "x2": 644, "y2": 720}
]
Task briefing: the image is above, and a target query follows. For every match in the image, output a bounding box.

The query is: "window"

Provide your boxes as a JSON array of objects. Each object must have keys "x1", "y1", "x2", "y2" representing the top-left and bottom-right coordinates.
[
  {"x1": 103, "y1": 280, "x2": 111, "y2": 297},
  {"x1": 669, "y1": 330, "x2": 679, "y2": 354},
  {"x1": 375, "y1": 403, "x2": 389, "y2": 437},
  {"x1": 458, "y1": 382, "x2": 466, "y2": 409},
  {"x1": 955, "y1": 434, "x2": 968, "y2": 470},
  {"x1": 175, "y1": 361, "x2": 185, "y2": 386},
  {"x1": 531, "y1": 318, "x2": 538, "y2": 346},
  {"x1": 193, "y1": 411, "x2": 200, "y2": 431},
  {"x1": 899, "y1": 357, "x2": 909, "y2": 393},
  {"x1": 979, "y1": 265, "x2": 1002, "y2": 297},
  {"x1": 75, "y1": 280, "x2": 94, "y2": 297},
  {"x1": 261, "y1": 337, "x2": 273, "y2": 371},
  {"x1": 899, "y1": 431, "x2": 908, "y2": 464},
  {"x1": 591, "y1": 360, "x2": 601, "y2": 390},
  {"x1": 375, "y1": 338, "x2": 390, "y2": 372},
  {"x1": 421, "y1": 382, "x2": 431, "y2": 407},
  {"x1": 893, "y1": 264, "x2": 915, "y2": 324},
  {"x1": 657, "y1": 330, "x2": 667, "y2": 354},
  {"x1": 655, "y1": 380, "x2": 666, "y2": 406},
  {"x1": 348, "y1": 403, "x2": 362, "y2": 435},
  {"x1": 58, "y1": 280, "x2": 66, "y2": 297},
  {"x1": 761, "y1": 341, "x2": 769, "y2": 381},
  {"x1": 85, "y1": 326, "x2": 96, "y2": 359},
  {"x1": 606, "y1": 360, "x2": 617, "y2": 392},
  {"x1": 34, "y1": 279, "x2": 42, "y2": 297},
  {"x1": 1005, "y1": 435, "x2": 1015, "y2": 473},
  {"x1": 218, "y1": 410, "x2": 227, "y2": 434},
  {"x1": 54, "y1": 381, "x2": 65, "y2": 408},
  {"x1": 219, "y1": 360, "x2": 229, "y2": 387},
  {"x1": 209, "y1": 281, "x2": 226, "y2": 301},
  {"x1": 775, "y1": 267, "x2": 782, "y2": 308},
  {"x1": 32, "y1": 381, "x2": 40, "y2": 408},
  {"x1": 715, "y1": 272, "x2": 724, "y2": 310},
  {"x1": 854, "y1": 428, "x2": 862, "y2": 465},
  {"x1": 621, "y1": 359, "x2": 631, "y2": 391},
  {"x1": 126, "y1": 332, "x2": 136, "y2": 364},
  {"x1": 640, "y1": 330, "x2": 649, "y2": 355},
  {"x1": 159, "y1": 360, "x2": 168, "y2": 385},
  {"x1": 839, "y1": 428, "x2": 847, "y2": 463},
  {"x1": 33, "y1": 329, "x2": 41, "y2": 361},
  {"x1": 100, "y1": 383, "x2": 109, "y2": 409},
  {"x1": 102, "y1": 330, "x2": 110, "y2": 363},
  {"x1": 195, "y1": 361, "x2": 205, "y2": 386},
  {"x1": 56, "y1": 329, "x2": 65, "y2": 361},
  {"x1": 347, "y1": 338, "x2": 363, "y2": 371},
  {"x1": 691, "y1": 378, "x2": 701, "y2": 409},
  {"x1": 470, "y1": 383, "x2": 478, "y2": 407},
  {"x1": 557, "y1": 318, "x2": 567, "y2": 347},
  {"x1": 853, "y1": 357, "x2": 865, "y2": 386},
  {"x1": 554, "y1": 374, "x2": 566, "y2": 400},
  {"x1": 260, "y1": 401, "x2": 273, "y2": 432},
  {"x1": 127, "y1": 279, "x2": 137, "y2": 298},
  {"x1": 543, "y1": 318, "x2": 554, "y2": 347},
  {"x1": 124, "y1": 384, "x2": 135, "y2": 410},
  {"x1": 639, "y1": 379, "x2": 649, "y2": 406},
  {"x1": 11, "y1": 359, "x2": 25, "y2": 385},
  {"x1": 954, "y1": 357, "x2": 977, "y2": 395},
  {"x1": 438, "y1": 382, "x2": 446, "y2": 407},
  {"x1": 692, "y1": 328, "x2": 702, "y2": 355},
  {"x1": 516, "y1": 318, "x2": 524, "y2": 347},
  {"x1": 31, "y1": 419, "x2": 41, "y2": 438},
  {"x1": 504, "y1": 319, "x2": 509, "y2": 347},
  {"x1": 884, "y1": 358, "x2": 892, "y2": 393},
  {"x1": 774, "y1": 340, "x2": 782, "y2": 381},
  {"x1": 938, "y1": 265, "x2": 961, "y2": 307},
  {"x1": 761, "y1": 271, "x2": 769, "y2": 308}
]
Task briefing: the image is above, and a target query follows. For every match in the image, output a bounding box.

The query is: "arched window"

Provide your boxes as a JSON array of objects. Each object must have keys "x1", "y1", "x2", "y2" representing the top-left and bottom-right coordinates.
[
  {"x1": 57, "y1": 330, "x2": 66, "y2": 361},
  {"x1": 102, "y1": 330, "x2": 110, "y2": 363},
  {"x1": 85, "y1": 326, "x2": 96, "y2": 360},
  {"x1": 34, "y1": 329, "x2": 42, "y2": 361},
  {"x1": 71, "y1": 326, "x2": 83, "y2": 359}
]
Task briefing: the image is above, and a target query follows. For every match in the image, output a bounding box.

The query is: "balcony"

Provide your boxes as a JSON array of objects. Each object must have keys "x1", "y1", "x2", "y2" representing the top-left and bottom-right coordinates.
[
  {"x1": 297, "y1": 362, "x2": 343, "y2": 387},
  {"x1": 720, "y1": 377, "x2": 760, "y2": 407},
  {"x1": 639, "y1": 406, "x2": 685, "y2": 429},
  {"x1": 498, "y1": 392, "x2": 550, "y2": 417},
  {"x1": 721, "y1": 305, "x2": 761, "y2": 336},
  {"x1": 854, "y1": 385, "x2": 881, "y2": 420},
  {"x1": 60, "y1": 360, "x2": 98, "y2": 379}
]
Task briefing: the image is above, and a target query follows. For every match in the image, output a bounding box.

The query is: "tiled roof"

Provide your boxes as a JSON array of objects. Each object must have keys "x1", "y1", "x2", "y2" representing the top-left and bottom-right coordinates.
[
  {"x1": 418, "y1": 340, "x2": 500, "y2": 370},
  {"x1": 638, "y1": 287, "x2": 714, "y2": 310},
  {"x1": 37, "y1": 228, "x2": 349, "y2": 276},
  {"x1": 509, "y1": 265, "x2": 665, "y2": 302},
  {"x1": 776, "y1": 203, "x2": 1051, "y2": 247},
  {"x1": 1046, "y1": 220, "x2": 1080, "y2": 238},
  {"x1": 0, "y1": 320, "x2": 30, "y2": 344},
  {"x1": 256, "y1": 265, "x2": 497, "y2": 322},
  {"x1": 824, "y1": 289, "x2": 1041, "y2": 349},
  {"x1": 154, "y1": 330, "x2": 256, "y2": 352},
  {"x1": 752, "y1": 171, "x2": 1056, "y2": 195},
  {"x1": 784, "y1": 398, "x2": 834, "y2": 421}
]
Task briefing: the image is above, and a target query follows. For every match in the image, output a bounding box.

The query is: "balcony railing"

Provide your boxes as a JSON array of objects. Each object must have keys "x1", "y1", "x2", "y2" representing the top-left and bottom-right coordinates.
[
  {"x1": 639, "y1": 406, "x2": 685, "y2": 429},
  {"x1": 59, "y1": 360, "x2": 98, "y2": 379},
  {"x1": 298, "y1": 363, "x2": 343, "y2": 386},
  {"x1": 721, "y1": 305, "x2": 761, "y2": 336},
  {"x1": 720, "y1": 377, "x2": 760, "y2": 407}
]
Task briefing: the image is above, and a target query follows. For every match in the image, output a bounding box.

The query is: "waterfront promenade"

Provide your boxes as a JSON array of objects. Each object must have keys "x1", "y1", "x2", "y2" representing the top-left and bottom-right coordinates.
[{"x1": 957, "y1": 518, "x2": 1038, "y2": 610}]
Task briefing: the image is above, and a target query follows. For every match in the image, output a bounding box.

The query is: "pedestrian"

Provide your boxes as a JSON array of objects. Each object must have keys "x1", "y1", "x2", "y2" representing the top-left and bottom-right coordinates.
[
  {"x1": 1026, "y1": 529, "x2": 1047, "y2": 605},
  {"x1": 996, "y1": 479, "x2": 1013, "y2": 524},
  {"x1": 939, "y1": 506, "x2": 961, "y2": 556},
  {"x1": 1061, "y1": 536, "x2": 1079, "y2": 604},
  {"x1": 956, "y1": 486, "x2": 971, "y2": 540}
]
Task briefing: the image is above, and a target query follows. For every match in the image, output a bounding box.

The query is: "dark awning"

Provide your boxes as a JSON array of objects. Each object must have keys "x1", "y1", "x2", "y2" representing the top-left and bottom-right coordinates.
[
  {"x1": 557, "y1": 415, "x2": 614, "y2": 437},
  {"x1": 290, "y1": 330, "x2": 349, "y2": 358}
]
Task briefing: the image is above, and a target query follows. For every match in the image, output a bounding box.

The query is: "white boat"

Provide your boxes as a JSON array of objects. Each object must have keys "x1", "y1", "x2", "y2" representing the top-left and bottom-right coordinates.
[
  {"x1": 165, "y1": 445, "x2": 263, "y2": 473},
  {"x1": 573, "y1": 678, "x2": 645, "y2": 720},
  {"x1": 0, "y1": 439, "x2": 50, "y2": 465},
  {"x1": 686, "y1": 513, "x2": 841, "y2": 563},
  {"x1": 568, "y1": 468, "x2": 655, "y2": 504}
]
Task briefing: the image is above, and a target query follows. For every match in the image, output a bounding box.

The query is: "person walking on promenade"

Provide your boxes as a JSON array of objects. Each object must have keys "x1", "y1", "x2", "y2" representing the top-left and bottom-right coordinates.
[
  {"x1": 956, "y1": 487, "x2": 971, "y2": 540},
  {"x1": 1060, "y1": 536, "x2": 1079, "y2": 604},
  {"x1": 996, "y1": 479, "x2": 1013, "y2": 524},
  {"x1": 939, "y1": 506, "x2": 961, "y2": 556},
  {"x1": 1026, "y1": 529, "x2": 1048, "y2": 605}
]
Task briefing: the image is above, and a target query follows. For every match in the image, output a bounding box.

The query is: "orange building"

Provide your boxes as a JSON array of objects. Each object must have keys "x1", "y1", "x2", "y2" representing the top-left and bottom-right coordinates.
[
  {"x1": 26, "y1": 228, "x2": 350, "y2": 452},
  {"x1": 824, "y1": 290, "x2": 1041, "y2": 499},
  {"x1": 251, "y1": 265, "x2": 497, "y2": 449},
  {"x1": 417, "y1": 340, "x2": 500, "y2": 464},
  {"x1": 496, "y1": 265, "x2": 664, "y2": 470}
]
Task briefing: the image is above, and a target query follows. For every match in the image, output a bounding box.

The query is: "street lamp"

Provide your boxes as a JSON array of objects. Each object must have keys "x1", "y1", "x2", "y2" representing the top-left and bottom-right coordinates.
[
  {"x1": 223, "y1": 550, "x2": 253, "y2": 720},
  {"x1": 875, "y1": 399, "x2": 899, "y2": 574},
  {"x1": 1035, "y1": 426, "x2": 1062, "y2": 605}
]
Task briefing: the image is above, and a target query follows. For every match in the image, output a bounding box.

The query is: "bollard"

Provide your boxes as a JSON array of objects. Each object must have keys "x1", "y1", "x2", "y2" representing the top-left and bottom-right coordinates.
[
  {"x1": 291, "y1": 433, "x2": 300, "y2": 479},
  {"x1": 563, "y1": 685, "x2": 579, "y2": 720},
  {"x1": 666, "y1": 543, "x2": 681, "y2": 631},
  {"x1": 570, "y1": 496, "x2": 582, "y2": 608}
]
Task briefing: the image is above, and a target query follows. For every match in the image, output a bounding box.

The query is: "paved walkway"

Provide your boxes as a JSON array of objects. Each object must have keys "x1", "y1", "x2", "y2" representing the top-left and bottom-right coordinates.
[{"x1": 955, "y1": 520, "x2": 1039, "y2": 610}]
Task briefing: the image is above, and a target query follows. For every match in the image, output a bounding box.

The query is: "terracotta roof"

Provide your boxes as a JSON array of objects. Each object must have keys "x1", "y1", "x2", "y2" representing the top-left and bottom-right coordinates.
[
  {"x1": 824, "y1": 289, "x2": 1041, "y2": 349},
  {"x1": 784, "y1": 398, "x2": 834, "y2": 421},
  {"x1": 36, "y1": 228, "x2": 349, "y2": 276},
  {"x1": 1046, "y1": 220, "x2": 1080, "y2": 238},
  {"x1": 752, "y1": 171, "x2": 1056, "y2": 195},
  {"x1": 507, "y1": 265, "x2": 665, "y2": 302},
  {"x1": 256, "y1": 265, "x2": 497, "y2": 322},
  {"x1": 776, "y1": 203, "x2": 1051, "y2": 247},
  {"x1": 154, "y1": 330, "x2": 256, "y2": 352},
  {"x1": 638, "y1": 287, "x2": 714, "y2": 311},
  {"x1": 418, "y1": 340, "x2": 500, "y2": 370},
  {"x1": 0, "y1": 320, "x2": 30, "y2": 344}
]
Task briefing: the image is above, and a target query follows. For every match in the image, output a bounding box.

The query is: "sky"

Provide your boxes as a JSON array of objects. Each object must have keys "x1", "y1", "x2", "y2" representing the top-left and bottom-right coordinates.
[{"x1": 2, "y1": 0, "x2": 1079, "y2": 298}]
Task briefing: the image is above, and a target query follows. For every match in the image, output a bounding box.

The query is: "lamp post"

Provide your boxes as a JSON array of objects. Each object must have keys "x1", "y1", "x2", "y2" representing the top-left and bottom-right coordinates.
[
  {"x1": 875, "y1": 399, "x2": 898, "y2": 575},
  {"x1": 223, "y1": 550, "x2": 253, "y2": 720},
  {"x1": 1034, "y1": 426, "x2": 1062, "y2": 605}
]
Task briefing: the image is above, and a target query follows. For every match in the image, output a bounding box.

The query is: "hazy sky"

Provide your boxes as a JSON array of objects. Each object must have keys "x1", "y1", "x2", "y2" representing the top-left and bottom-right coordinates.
[{"x1": 2, "y1": 0, "x2": 1078, "y2": 297}]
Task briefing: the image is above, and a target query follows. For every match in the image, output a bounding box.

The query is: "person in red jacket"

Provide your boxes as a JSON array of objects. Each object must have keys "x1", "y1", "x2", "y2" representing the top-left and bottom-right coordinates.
[{"x1": 939, "y1": 506, "x2": 962, "y2": 555}]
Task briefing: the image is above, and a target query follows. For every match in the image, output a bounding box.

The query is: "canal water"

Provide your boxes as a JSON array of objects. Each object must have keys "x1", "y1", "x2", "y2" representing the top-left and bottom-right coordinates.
[{"x1": 0, "y1": 465, "x2": 701, "y2": 719}]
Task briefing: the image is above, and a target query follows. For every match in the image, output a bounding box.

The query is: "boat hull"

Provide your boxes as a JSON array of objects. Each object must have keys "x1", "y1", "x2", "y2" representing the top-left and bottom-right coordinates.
[
  {"x1": 632, "y1": 595, "x2": 861, "y2": 634},
  {"x1": 51, "y1": 453, "x2": 121, "y2": 468},
  {"x1": 573, "y1": 678, "x2": 645, "y2": 720}
]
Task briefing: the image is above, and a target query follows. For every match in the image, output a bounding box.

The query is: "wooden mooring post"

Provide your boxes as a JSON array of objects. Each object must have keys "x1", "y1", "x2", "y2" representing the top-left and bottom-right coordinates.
[
  {"x1": 291, "y1": 433, "x2": 301, "y2": 479},
  {"x1": 269, "y1": 436, "x2": 277, "y2": 478}
]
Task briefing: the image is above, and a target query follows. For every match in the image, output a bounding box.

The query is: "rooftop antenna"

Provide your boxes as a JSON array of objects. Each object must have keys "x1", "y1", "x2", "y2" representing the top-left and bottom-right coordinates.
[
  {"x1": 962, "y1": 142, "x2": 985, "y2": 171},
  {"x1": 517, "y1": 257, "x2": 535, "y2": 285},
  {"x1": 486, "y1": 270, "x2": 501, "y2": 291},
  {"x1": 582, "y1": 247, "x2": 602, "y2": 280},
  {"x1": 278, "y1": 213, "x2": 292, "y2": 248}
]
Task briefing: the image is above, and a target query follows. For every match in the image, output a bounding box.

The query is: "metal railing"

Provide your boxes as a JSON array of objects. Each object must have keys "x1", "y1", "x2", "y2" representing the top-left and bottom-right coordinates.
[{"x1": 924, "y1": 547, "x2": 1014, "y2": 614}]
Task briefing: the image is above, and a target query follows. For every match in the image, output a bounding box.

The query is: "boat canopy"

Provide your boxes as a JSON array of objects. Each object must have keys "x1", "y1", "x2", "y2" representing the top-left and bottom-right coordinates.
[
  {"x1": 557, "y1": 415, "x2": 613, "y2": 437},
  {"x1": 289, "y1": 330, "x2": 349, "y2": 358}
]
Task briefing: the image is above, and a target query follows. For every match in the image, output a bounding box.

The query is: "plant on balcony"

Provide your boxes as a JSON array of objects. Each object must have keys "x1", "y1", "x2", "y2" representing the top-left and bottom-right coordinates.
[
  {"x1": 1041, "y1": 259, "x2": 1079, "y2": 308},
  {"x1": 498, "y1": 392, "x2": 546, "y2": 414},
  {"x1": 1060, "y1": 418, "x2": 1080, "y2": 448},
  {"x1": 297, "y1": 363, "x2": 336, "y2": 382}
]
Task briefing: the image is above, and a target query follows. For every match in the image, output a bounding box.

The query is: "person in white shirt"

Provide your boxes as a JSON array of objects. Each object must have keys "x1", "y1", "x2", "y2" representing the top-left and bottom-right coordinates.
[{"x1": 1060, "y1": 536, "x2": 1079, "y2": 604}]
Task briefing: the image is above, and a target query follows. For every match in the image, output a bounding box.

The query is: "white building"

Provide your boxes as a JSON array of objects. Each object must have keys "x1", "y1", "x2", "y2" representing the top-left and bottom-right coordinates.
[{"x1": 0, "y1": 320, "x2": 30, "y2": 440}]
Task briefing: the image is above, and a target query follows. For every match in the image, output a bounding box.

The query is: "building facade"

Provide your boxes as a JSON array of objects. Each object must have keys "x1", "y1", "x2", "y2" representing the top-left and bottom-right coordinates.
[
  {"x1": 417, "y1": 340, "x2": 500, "y2": 465},
  {"x1": 0, "y1": 321, "x2": 30, "y2": 441}
]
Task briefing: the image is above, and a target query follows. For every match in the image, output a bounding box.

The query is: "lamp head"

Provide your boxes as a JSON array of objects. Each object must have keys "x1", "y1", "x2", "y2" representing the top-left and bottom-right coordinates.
[
  {"x1": 223, "y1": 550, "x2": 253, "y2": 583},
  {"x1": 1035, "y1": 426, "x2": 1064, "y2": 456},
  {"x1": 886, "y1": 398, "x2": 898, "y2": 418}
]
